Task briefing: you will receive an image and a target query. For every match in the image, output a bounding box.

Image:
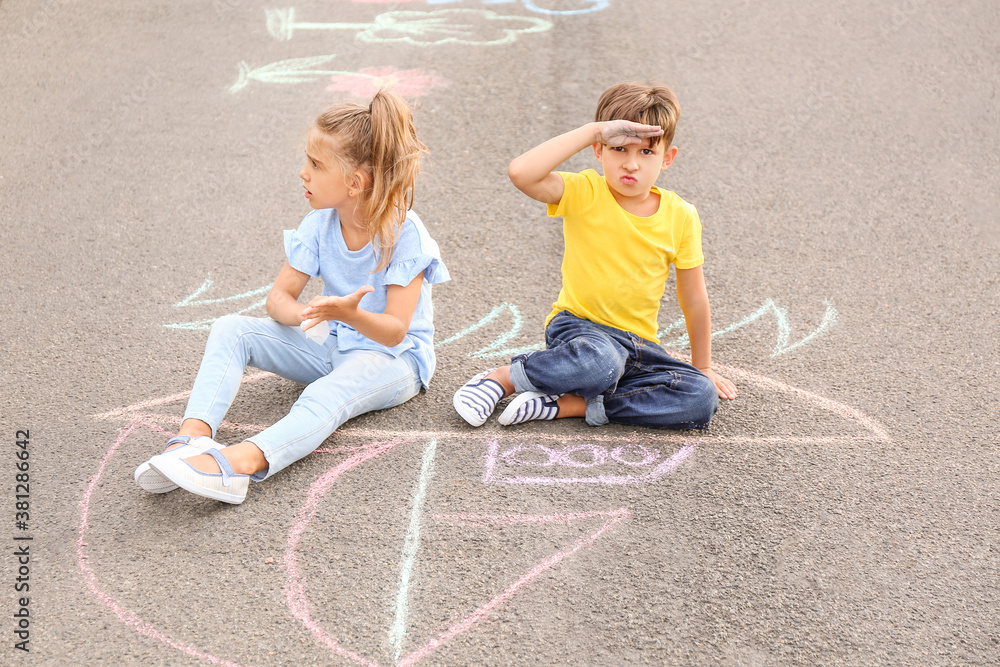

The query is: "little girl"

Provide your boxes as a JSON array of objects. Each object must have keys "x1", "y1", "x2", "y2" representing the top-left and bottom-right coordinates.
[{"x1": 134, "y1": 90, "x2": 448, "y2": 504}]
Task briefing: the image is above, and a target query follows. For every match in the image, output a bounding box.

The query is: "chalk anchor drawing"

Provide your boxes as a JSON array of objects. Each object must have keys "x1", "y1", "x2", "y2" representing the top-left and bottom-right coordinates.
[{"x1": 265, "y1": 7, "x2": 551, "y2": 45}]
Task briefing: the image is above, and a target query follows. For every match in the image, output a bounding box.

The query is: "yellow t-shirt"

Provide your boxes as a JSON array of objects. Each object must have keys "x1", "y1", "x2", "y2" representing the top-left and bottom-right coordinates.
[{"x1": 545, "y1": 169, "x2": 704, "y2": 342}]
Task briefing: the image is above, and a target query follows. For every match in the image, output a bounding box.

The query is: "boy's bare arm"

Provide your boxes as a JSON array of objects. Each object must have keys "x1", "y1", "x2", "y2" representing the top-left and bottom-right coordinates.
[
  {"x1": 508, "y1": 121, "x2": 664, "y2": 204},
  {"x1": 676, "y1": 266, "x2": 738, "y2": 400}
]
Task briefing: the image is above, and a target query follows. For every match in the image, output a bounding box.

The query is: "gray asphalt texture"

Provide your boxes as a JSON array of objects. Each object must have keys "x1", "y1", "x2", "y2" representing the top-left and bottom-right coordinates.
[{"x1": 2, "y1": 0, "x2": 999, "y2": 665}]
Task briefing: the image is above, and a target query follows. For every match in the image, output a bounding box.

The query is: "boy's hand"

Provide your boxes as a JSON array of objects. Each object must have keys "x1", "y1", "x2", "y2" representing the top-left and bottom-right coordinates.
[
  {"x1": 596, "y1": 120, "x2": 664, "y2": 147},
  {"x1": 300, "y1": 286, "x2": 374, "y2": 329},
  {"x1": 702, "y1": 368, "x2": 738, "y2": 400}
]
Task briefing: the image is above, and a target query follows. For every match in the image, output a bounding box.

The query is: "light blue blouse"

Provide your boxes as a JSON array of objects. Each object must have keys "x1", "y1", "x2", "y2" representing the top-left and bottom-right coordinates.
[{"x1": 283, "y1": 208, "x2": 449, "y2": 388}]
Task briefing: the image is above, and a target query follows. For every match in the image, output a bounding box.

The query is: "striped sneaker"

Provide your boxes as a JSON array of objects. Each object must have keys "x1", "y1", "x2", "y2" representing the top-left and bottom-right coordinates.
[
  {"x1": 497, "y1": 392, "x2": 561, "y2": 426},
  {"x1": 453, "y1": 369, "x2": 506, "y2": 427}
]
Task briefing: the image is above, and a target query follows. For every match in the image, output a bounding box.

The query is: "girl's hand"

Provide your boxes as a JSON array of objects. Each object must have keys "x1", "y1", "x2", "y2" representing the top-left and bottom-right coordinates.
[
  {"x1": 596, "y1": 120, "x2": 664, "y2": 147},
  {"x1": 300, "y1": 286, "x2": 374, "y2": 330},
  {"x1": 702, "y1": 368, "x2": 738, "y2": 400}
]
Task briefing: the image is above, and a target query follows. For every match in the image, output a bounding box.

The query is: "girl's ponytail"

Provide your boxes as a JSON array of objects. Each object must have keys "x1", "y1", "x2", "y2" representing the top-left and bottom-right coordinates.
[
  {"x1": 310, "y1": 90, "x2": 428, "y2": 271},
  {"x1": 364, "y1": 90, "x2": 427, "y2": 271}
]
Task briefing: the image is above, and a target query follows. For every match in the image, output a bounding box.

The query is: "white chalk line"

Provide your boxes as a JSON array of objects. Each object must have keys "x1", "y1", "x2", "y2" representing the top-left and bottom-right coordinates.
[{"x1": 390, "y1": 439, "x2": 437, "y2": 662}]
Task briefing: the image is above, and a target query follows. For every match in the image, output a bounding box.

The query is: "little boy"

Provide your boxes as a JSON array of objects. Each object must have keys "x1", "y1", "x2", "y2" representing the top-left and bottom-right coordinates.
[{"x1": 454, "y1": 81, "x2": 736, "y2": 429}]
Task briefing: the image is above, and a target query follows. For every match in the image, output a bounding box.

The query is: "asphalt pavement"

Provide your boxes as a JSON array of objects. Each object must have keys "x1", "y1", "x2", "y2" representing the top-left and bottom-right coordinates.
[{"x1": 1, "y1": 0, "x2": 999, "y2": 665}]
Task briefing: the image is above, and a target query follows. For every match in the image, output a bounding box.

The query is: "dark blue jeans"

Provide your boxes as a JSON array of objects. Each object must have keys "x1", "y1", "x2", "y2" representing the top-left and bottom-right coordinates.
[{"x1": 510, "y1": 311, "x2": 718, "y2": 429}]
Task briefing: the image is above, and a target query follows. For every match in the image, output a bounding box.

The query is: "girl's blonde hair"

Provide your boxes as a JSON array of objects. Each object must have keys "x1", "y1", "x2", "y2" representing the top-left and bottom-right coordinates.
[{"x1": 311, "y1": 90, "x2": 428, "y2": 271}]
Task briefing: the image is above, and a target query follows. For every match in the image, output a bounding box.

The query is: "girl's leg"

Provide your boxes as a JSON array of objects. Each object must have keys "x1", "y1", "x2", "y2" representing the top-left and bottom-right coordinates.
[
  {"x1": 185, "y1": 348, "x2": 421, "y2": 479},
  {"x1": 136, "y1": 316, "x2": 334, "y2": 491},
  {"x1": 181, "y1": 315, "x2": 332, "y2": 438}
]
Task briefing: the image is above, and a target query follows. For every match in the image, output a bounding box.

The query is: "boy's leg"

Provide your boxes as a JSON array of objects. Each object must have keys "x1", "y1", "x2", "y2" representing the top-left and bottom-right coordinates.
[
  {"x1": 453, "y1": 367, "x2": 509, "y2": 427},
  {"x1": 243, "y1": 348, "x2": 421, "y2": 480},
  {"x1": 182, "y1": 315, "x2": 332, "y2": 437},
  {"x1": 601, "y1": 342, "x2": 718, "y2": 429},
  {"x1": 509, "y1": 312, "x2": 629, "y2": 425}
]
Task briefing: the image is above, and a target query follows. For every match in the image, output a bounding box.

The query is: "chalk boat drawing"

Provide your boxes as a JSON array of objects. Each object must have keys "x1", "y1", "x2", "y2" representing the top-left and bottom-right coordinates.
[{"x1": 83, "y1": 357, "x2": 888, "y2": 663}]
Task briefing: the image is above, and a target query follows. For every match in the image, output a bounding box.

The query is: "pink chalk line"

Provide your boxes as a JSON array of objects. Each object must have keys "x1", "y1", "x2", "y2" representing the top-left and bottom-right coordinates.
[
  {"x1": 94, "y1": 412, "x2": 881, "y2": 448},
  {"x1": 94, "y1": 405, "x2": 886, "y2": 452},
  {"x1": 433, "y1": 508, "x2": 630, "y2": 528},
  {"x1": 282, "y1": 443, "x2": 631, "y2": 666},
  {"x1": 77, "y1": 418, "x2": 254, "y2": 667},
  {"x1": 715, "y1": 362, "x2": 891, "y2": 442},
  {"x1": 395, "y1": 508, "x2": 631, "y2": 667},
  {"x1": 283, "y1": 439, "x2": 402, "y2": 667},
  {"x1": 92, "y1": 362, "x2": 890, "y2": 447},
  {"x1": 91, "y1": 411, "x2": 367, "y2": 459}
]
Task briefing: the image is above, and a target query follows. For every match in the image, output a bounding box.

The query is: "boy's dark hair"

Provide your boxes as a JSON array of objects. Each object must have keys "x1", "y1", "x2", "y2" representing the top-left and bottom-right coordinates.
[{"x1": 595, "y1": 82, "x2": 680, "y2": 147}]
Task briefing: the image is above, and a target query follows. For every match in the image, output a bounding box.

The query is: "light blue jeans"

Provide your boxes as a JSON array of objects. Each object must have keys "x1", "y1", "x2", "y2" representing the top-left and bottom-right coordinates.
[{"x1": 183, "y1": 315, "x2": 421, "y2": 480}]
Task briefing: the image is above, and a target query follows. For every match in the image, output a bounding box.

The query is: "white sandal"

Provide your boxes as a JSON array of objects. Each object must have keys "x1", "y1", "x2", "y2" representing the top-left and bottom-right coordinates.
[
  {"x1": 148, "y1": 447, "x2": 249, "y2": 505},
  {"x1": 134, "y1": 435, "x2": 219, "y2": 493}
]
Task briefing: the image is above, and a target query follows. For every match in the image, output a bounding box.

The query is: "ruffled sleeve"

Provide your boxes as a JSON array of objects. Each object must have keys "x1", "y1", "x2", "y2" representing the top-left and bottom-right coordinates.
[
  {"x1": 385, "y1": 252, "x2": 450, "y2": 287},
  {"x1": 283, "y1": 211, "x2": 323, "y2": 277},
  {"x1": 383, "y1": 215, "x2": 450, "y2": 287}
]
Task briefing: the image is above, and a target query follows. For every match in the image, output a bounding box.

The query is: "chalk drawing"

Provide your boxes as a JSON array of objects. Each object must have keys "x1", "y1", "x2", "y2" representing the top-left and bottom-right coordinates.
[
  {"x1": 231, "y1": 54, "x2": 347, "y2": 93},
  {"x1": 328, "y1": 66, "x2": 449, "y2": 97},
  {"x1": 519, "y1": 0, "x2": 608, "y2": 15},
  {"x1": 418, "y1": 0, "x2": 612, "y2": 16},
  {"x1": 390, "y1": 439, "x2": 437, "y2": 662},
  {"x1": 265, "y1": 7, "x2": 551, "y2": 45},
  {"x1": 163, "y1": 276, "x2": 269, "y2": 330},
  {"x1": 80, "y1": 414, "x2": 633, "y2": 665},
  {"x1": 231, "y1": 55, "x2": 449, "y2": 95},
  {"x1": 394, "y1": 508, "x2": 630, "y2": 666},
  {"x1": 164, "y1": 285, "x2": 837, "y2": 359},
  {"x1": 434, "y1": 302, "x2": 543, "y2": 358},
  {"x1": 283, "y1": 437, "x2": 630, "y2": 665},
  {"x1": 83, "y1": 340, "x2": 889, "y2": 663},
  {"x1": 433, "y1": 299, "x2": 836, "y2": 359},
  {"x1": 659, "y1": 298, "x2": 839, "y2": 357},
  {"x1": 77, "y1": 419, "x2": 252, "y2": 667},
  {"x1": 485, "y1": 440, "x2": 697, "y2": 485}
]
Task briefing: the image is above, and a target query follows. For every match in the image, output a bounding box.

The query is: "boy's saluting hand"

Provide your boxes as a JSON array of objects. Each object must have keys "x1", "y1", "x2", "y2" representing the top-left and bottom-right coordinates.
[{"x1": 595, "y1": 120, "x2": 664, "y2": 147}]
